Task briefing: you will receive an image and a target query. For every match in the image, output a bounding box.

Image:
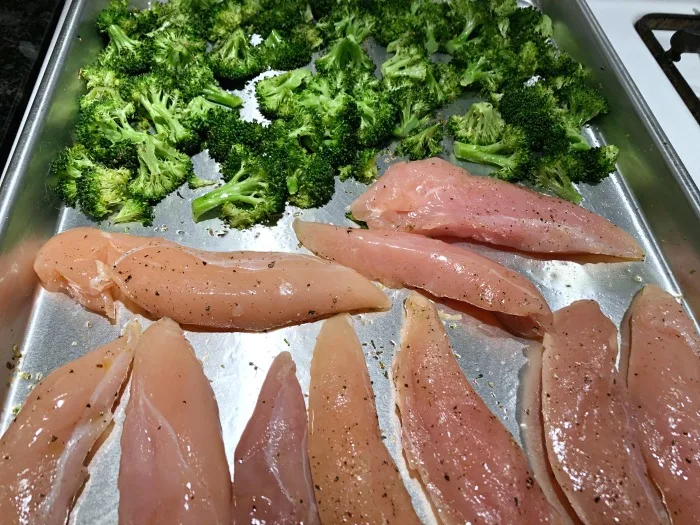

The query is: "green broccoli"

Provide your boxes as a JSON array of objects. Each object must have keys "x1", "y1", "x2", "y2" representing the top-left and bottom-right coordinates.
[
  {"x1": 209, "y1": 29, "x2": 262, "y2": 80},
  {"x1": 533, "y1": 155, "x2": 583, "y2": 203},
  {"x1": 397, "y1": 121, "x2": 444, "y2": 160},
  {"x1": 445, "y1": 0, "x2": 487, "y2": 55},
  {"x1": 99, "y1": 24, "x2": 151, "y2": 74},
  {"x1": 558, "y1": 81, "x2": 609, "y2": 150},
  {"x1": 130, "y1": 135, "x2": 192, "y2": 202},
  {"x1": 353, "y1": 75, "x2": 397, "y2": 147},
  {"x1": 192, "y1": 154, "x2": 287, "y2": 228},
  {"x1": 393, "y1": 95, "x2": 432, "y2": 138},
  {"x1": 204, "y1": 108, "x2": 266, "y2": 162},
  {"x1": 96, "y1": 0, "x2": 137, "y2": 35},
  {"x1": 49, "y1": 144, "x2": 96, "y2": 207},
  {"x1": 317, "y1": 8, "x2": 375, "y2": 43},
  {"x1": 77, "y1": 164, "x2": 132, "y2": 220},
  {"x1": 171, "y1": 62, "x2": 243, "y2": 109},
  {"x1": 258, "y1": 30, "x2": 313, "y2": 71},
  {"x1": 151, "y1": 28, "x2": 206, "y2": 72},
  {"x1": 251, "y1": 0, "x2": 309, "y2": 36},
  {"x1": 351, "y1": 148, "x2": 380, "y2": 183},
  {"x1": 112, "y1": 198, "x2": 155, "y2": 225},
  {"x1": 453, "y1": 125, "x2": 533, "y2": 180},
  {"x1": 569, "y1": 145, "x2": 619, "y2": 183},
  {"x1": 380, "y1": 46, "x2": 428, "y2": 91},
  {"x1": 255, "y1": 69, "x2": 311, "y2": 118},
  {"x1": 448, "y1": 102, "x2": 505, "y2": 146},
  {"x1": 286, "y1": 153, "x2": 336, "y2": 208},
  {"x1": 207, "y1": 0, "x2": 261, "y2": 39},
  {"x1": 507, "y1": 6, "x2": 553, "y2": 52},
  {"x1": 424, "y1": 63, "x2": 461, "y2": 109},
  {"x1": 315, "y1": 36, "x2": 375, "y2": 74}
]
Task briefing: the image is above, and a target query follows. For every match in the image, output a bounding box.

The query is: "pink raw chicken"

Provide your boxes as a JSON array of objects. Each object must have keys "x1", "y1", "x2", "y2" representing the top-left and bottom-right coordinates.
[
  {"x1": 34, "y1": 227, "x2": 389, "y2": 330},
  {"x1": 293, "y1": 219, "x2": 553, "y2": 336},
  {"x1": 232, "y1": 351, "x2": 320, "y2": 525},
  {"x1": 624, "y1": 286, "x2": 700, "y2": 524},
  {"x1": 118, "y1": 318, "x2": 231, "y2": 525},
  {"x1": 351, "y1": 158, "x2": 643, "y2": 259},
  {"x1": 394, "y1": 292, "x2": 558, "y2": 524},
  {"x1": 542, "y1": 301, "x2": 669, "y2": 524},
  {"x1": 308, "y1": 315, "x2": 421, "y2": 525},
  {"x1": 0, "y1": 321, "x2": 140, "y2": 525}
]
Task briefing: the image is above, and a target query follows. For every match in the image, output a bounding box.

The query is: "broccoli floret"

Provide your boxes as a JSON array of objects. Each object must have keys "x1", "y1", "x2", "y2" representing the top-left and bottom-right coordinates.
[
  {"x1": 318, "y1": 99, "x2": 361, "y2": 167},
  {"x1": 445, "y1": 0, "x2": 487, "y2": 55},
  {"x1": 147, "y1": 0, "x2": 217, "y2": 39},
  {"x1": 209, "y1": 29, "x2": 262, "y2": 80},
  {"x1": 424, "y1": 63, "x2": 461, "y2": 109},
  {"x1": 49, "y1": 144, "x2": 95, "y2": 206},
  {"x1": 558, "y1": 81, "x2": 609, "y2": 150},
  {"x1": 207, "y1": 0, "x2": 260, "y2": 39},
  {"x1": 99, "y1": 24, "x2": 151, "y2": 74},
  {"x1": 380, "y1": 46, "x2": 428, "y2": 91},
  {"x1": 259, "y1": 30, "x2": 313, "y2": 71},
  {"x1": 205, "y1": 108, "x2": 266, "y2": 162},
  {"x1": 393, "y1": 95, "x2": 432, "y2": 138},
  {"x1": 192, "y1": 155, "x2": 286, "y2": 228},
  {"x1": 315, "y1": 36, "x2": 375, "y2": 74},
  {"x1": 458, "y1": 45, "x2": 516, "y2": 93},
  {"x1": 448, "y1": 102, "x2": 505, "y2": 146},
  {"x1": 497, "y1": 83, "x2": 570, "y2": 154},
  {"x1": 151, "y1": 28, "x2": 206, "y2": 72},
  {"x1": 79, "y1": 65, "x2": 125, "y2": 109},
  {"x1": 397, "y1": 121, "x2": 443, "y2": 160},
  {"x1": 77, "y1": 164, "x2": 132, "y2": 220},
  {"x1": 96, "y1": 0, "x2": 137, "y2": 35},
  {"x1": 352, "y1": 148, "x2": 380, "y2": 183},
  {"x1": 318, "y1": 8, "x2": 375, "y2": 43},
  {"x1": 127, "y1": 75, "x2": 199, "y2": 153},
  {"x1": 170, "y1": 62, "x2": 243, "y2": 110},
  {"x1": 112, "y1": 198, "x2": 154, "y2": 225},
  {"x1": 292, "y1": 24, "x2": 325, "y2": 50},
  {"x1": 287, "y1": 153, "x2": 335, "y2": 208},
  {"x1": 251, "y1": 0, "x2": 309, "y2": 36},
  {"x1": 507, "y1": 6, "x2": 552, "y2": 51},
  {"x1": 533, "y1": 155, "x2": 582, "y2": 204},
  {"x1": 570, "y1": 145, "x2": 619, "y2": 183},
  {"x1": 256, "y1": 69, "x2": 311, "y2": 118},
  {"x1": 371, "y1": 3, "x2": 413, "y2": 47},
  {"x1": 453, "y1": 125, "x2": 533, "y2": 180},
  {"x1": 351, "y1": 74, "x2": 396, "y2": 147},
  {"x1": 130, "y1": 136, "x2": 192, "y2": 202},
  {"x1": 539, "y1": 49, "x2": 589, "y2": 90},
  {"x1": 187, "y1": 174, "x2": 216, "y2": 189}
]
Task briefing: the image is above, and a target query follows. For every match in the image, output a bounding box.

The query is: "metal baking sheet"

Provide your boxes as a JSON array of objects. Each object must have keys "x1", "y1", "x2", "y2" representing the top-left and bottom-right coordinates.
[{"x1": 1, "y1": 1, "x2": 699, "y2": 524}]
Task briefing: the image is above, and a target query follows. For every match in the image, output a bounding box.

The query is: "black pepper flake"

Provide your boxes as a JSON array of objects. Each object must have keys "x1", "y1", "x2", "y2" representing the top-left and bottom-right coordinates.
[
  {"x1": 96, "y1": 363, "x2": 104, "y2": 368},
  {"x1": 86, "y1": 404, "x2": 91, "y2": 408},
  {"x1": 268, "y1": 261, "x2": 276, "y2": 268},
  {"x1": 594, "y1": 496, "x2": 601, "y2": 503},
  {"x1": 444, "y1": 473, "x2": 450, "y2": 481},
  {"x1": 50, "y1": 435, "x2": 58, "y2": 443}
]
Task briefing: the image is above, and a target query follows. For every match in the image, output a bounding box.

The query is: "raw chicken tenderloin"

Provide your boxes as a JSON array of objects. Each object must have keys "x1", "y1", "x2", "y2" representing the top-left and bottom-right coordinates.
[
  {"x1": 293, "y1": 219, "x2": 553, "y2": 334},
  {"x1": 308, "y1": 315, "x2": 421, "y2": 525},
  {"x1": 118, "y1": 318, "x2": 231, "y2": 525},
  {"x1": 232, "y1": 351, "x2": 320, "y2": 525},
  {"x1": 542, "y1": 301, "x2": 669, "y2": 525},
  {"x1": 111, "y1": 244, "x2": 389, "y2": 330},
  {"x1": 394, "y1": 292, "x2": 557, "y2": 525},
  {"x1": 0, "y1": 321, "x2": 140, "y2": 525},
  {"x1": 33, "y1": 227, "x2": 159, "y2": 317},
  {"x1": 34, "y1": 227, "x2": 390, "y2": 330},
  {"x1": 624, "y1": 286, "x2": 700, "y2": 524},
  {"x1": 351, "y1": 158, "x2": 643, "y2": 259}
]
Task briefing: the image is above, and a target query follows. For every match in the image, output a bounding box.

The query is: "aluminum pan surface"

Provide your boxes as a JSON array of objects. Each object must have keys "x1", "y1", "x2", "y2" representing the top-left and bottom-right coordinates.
[{"x1": 0, "y1": 3, "x2": 697, "y2": 525}]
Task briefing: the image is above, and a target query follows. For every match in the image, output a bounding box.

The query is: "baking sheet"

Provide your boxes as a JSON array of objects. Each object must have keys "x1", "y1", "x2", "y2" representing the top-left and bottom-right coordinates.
[{"x1": 0, "y1": 1, "x2": 698, "y2": 524}]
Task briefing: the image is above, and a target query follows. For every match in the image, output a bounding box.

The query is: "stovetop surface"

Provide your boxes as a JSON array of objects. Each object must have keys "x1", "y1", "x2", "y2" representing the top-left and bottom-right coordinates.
[{"x1": 587, "y1": 0, "x2": 700, "y2": 189}]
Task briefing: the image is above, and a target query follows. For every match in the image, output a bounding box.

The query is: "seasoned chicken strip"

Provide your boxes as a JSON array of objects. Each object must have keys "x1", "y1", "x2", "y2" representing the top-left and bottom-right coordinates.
[
  {"x1": 624, "y1": 286, "x2": 700, "y2": 524},
  {"x1": 293, "y1": 219, "x2": 553, "y2": 336},
  {"x1": 351, "y1": 158, "x2": 643, "y2": 259},
  {"x1": 308, "y1": 315, "x2": 420, "y2": 525},
  {"x1": 0, "y1": 321, "x2": 140, "y2": 525},
  {"x1": 118, "y1": 319, "x2": 231, "y2": 525},
  {"x1": 233, "y1": 351, "x2": 319, "y2": 525},
  {"x1": 34, "y1": 227, "x2": 389, "y2": 330},
  {"x1": 394, "y1": 292, "x2": 557, "y2": 524},
  {"x1": 542, "y1": 301, "x2": 669, "y2": 524}
]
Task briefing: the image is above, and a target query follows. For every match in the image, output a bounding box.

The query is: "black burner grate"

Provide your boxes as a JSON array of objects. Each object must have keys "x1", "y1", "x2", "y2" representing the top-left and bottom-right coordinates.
[{"x1": 636, "y1": 14, "x2": 700, "y2": 126}]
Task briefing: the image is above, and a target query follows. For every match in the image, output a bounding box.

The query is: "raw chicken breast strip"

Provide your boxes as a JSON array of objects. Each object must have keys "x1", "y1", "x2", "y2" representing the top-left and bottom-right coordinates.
[
  {"x1": 0, "y1": 321, "x2": 140, "y2": 525},
  {"x1": 232, "y1": 351, "x2": 320, "y2": 525},
  {"x1": 542, "y1": 300, "x2": 669, "y2": 525},
  {"x1": 351, "y1": 158, "x2": 643, "y2": 259},
  {"x1": 118, "y1": 318, "x2": 231, "y2": 525},
  {"x1": 34, "y1": 227, "x2": 390, "y2": 330},
  {"x1": 624, "y1": 286, "x2": 700, "y2": 524},
  {"x1": 394, "y1": 292, "x2": 557, "y2": 525},
  {"x1": 308, "y1": 315, "x2": 421, "y2": 525},
  {"x1": 293, "y1": 219, "x2": 553, "y2": 335}
]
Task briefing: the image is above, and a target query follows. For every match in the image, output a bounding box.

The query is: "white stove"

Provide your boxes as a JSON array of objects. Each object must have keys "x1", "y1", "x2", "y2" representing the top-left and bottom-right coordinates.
[{"x1": 586, "y1": 0, "x2": 700, "y2": 188}]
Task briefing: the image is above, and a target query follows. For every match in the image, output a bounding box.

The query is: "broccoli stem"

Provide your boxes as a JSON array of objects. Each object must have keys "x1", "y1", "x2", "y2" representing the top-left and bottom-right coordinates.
[
  {"x1": 454, "y1": 141, "x2": 515, "y2": 169},
  {"x1": 107, "y1": 24, "x2": 139, "y2": 52},
  {"x1": 202, "y1": 85, "x2": 243, "y2": 109},
  {"x1": 191, "y1": 174, "x2": 266, "y2": 221}
]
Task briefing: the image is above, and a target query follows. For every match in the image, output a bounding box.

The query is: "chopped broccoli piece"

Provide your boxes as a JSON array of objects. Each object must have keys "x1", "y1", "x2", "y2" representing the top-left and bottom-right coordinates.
[
  {"x1": 448, "y1": 102, "x2": 505, "y2": 146},
  {"x1": 424, "y1": 62, "x2": 461, "y2": 109},
  {"x1": 255, "y1": 69, "x2": 311, "y2": 118},
  {"x1": 49, "y1": 144, "x2": 95, "y2": 207},
  {"x1": 259, "y1": 30, "x2": 313, "y2": 71},
  {"x1": 380, "y1": 46, "x2": 428, "y2": 90},
  {"x1": 209, "y1": 29, "x2": 262, "y2": 80},
  {"x1": 96, "y1": 0, "x2": 137, "y2": 35},
  {"x1": 533, "y1": 155, "x2": 583, "y2": 203},
  {"x1": 569, "y1": 145, "x2": 619, "y2": 183},
  {"x1": 204, "y1": 108, "x2": 266, "y2": 162},
  {"x1": 171, "y1": 62, "x2": 243, "y2": 109},
  {"x1": 151, "y1": 28, "x2": 206, "y2": 72},
  {"x1": 251, "y1": 0, "x2": 309, "y2": 36},
  {"x1": 287, "y1": 153, "x2": 335, "y2": 208},
  {"x1": 397, "y1": 121, "x2": 444, "y2": 160},
  {"x1": 352, "y1": 73, "x2": 396, "y2": 147},
  {"x1": 453, "y1": 125, "x2": 533, "y2": 180},
  {"x1": 315, "y1": 36, "x2": 375, "y2": 74},
  {"x1": 353, "y1": 148, "x2": 380, "y2": 183},
  {"x1": 507, "y1": 6, "x2": 552, "y2": 51},
  {"x1": 192, "y1": 155, "x2": 287, "y2": 228},
  {"x1": 187, "y1": 174, "x2": 216, "y2": 188},
  {"x1": 112, "y1": 198, "x2": 154, "y2": 225},
  {"x1": 318, "y1": 8, "x2": 375, "y2": 43},
  {"x1": 558, "y1": 81, "x2": 609, "y2": 150},
  {"x1": 78, "y1": 165, "x2": 132, "y2": 220},
  {"x1": 393, "y1": 95, "x2": 432, "y2": 138},
  {"x1": 130, "y1": 136, "x2": 192, "y2": 202},
  {"x1": 99, "y1": 24, "x2": 151, "y2": 74},
  {"x1": 445, "y1": 0, "x2": 487, "y2": 55},
  {"x1": 207, "y1": 0, "x2": 261, "y2": 39}
]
